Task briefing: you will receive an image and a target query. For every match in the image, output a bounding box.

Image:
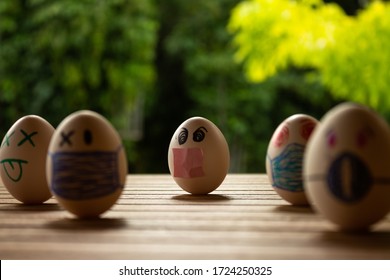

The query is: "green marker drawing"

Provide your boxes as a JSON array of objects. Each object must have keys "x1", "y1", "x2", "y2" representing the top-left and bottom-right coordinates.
[
  {"x1": 0, "y1": 159, "x2": 28, "y2": 182},
  {"x1": 1, "y1": 131, "x2": 15, "y2": 147},
  {"x1": 18, "y1": 130, "x2": 38, "y2": 147}
]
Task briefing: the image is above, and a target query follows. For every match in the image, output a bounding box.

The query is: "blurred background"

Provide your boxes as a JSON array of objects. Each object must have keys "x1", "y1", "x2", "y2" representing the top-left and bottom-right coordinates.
[{"x1": 1, "y1": 0, "x2": 389, "y2": 173}]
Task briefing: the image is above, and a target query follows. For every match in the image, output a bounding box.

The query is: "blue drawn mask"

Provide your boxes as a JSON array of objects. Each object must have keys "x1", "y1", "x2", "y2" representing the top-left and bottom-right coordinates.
[
  {"x1": 269, "y1": 143, "x2": 305, "y2": 192},
  {"x1": 50, "y1": 147, "x2": 122, "y2": 200}
]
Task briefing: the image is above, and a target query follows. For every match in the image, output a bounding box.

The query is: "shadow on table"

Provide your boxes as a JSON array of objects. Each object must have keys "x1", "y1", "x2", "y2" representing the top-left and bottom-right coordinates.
[
  {"x1": 45, "y1": 217, "x2": 128, "y2": 230},
  {"x1": 0, "y1": 202, "x2": 62, "y2": 212},
  {"x1": 171, "y1": 194, "x2": 231, "y2": 203},
  {"x1": 273, "y1": 204, "x2": 315, "y2": 214},
  {"x1": 318, "y1": 229, "x2": 390, "y2": 257}
]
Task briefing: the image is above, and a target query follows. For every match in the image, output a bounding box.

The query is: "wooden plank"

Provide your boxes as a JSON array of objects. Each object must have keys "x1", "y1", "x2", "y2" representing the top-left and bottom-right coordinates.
[{"x1": 0, "y1": 174, "x2": 390, "y2": 259}]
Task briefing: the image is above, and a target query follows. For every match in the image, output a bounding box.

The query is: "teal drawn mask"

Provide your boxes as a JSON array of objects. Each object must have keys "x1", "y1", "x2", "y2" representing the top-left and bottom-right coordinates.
[{"x1": 268, "y1": 143, "x2": 305, "y2": 192}]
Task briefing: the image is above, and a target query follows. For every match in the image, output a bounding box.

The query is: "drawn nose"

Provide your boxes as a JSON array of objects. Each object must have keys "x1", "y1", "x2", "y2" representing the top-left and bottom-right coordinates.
[{"x1": 327, "y1": 152, "x2": 372, "y2": 202}]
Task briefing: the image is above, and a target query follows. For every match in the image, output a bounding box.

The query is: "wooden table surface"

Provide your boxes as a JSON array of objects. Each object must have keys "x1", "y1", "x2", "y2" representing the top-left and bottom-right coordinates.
[{"x1": 1, "y1": 174, "x2": 390, "y2": 260}]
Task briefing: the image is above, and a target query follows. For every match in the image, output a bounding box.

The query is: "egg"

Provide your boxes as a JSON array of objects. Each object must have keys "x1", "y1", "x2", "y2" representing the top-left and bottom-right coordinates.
[
  {"x1": 168, "y1": 117, "x2": 230, "y2": 194},
  {"x1": 0, "y1": 115, "x2": 54, "y2": 204},
  {"x1": 46, "y1": 110, "x2": 127, "y2": 218},
  {"x1": 266, "y1": 114, "x2": 318, "y2": 205},
  {"x1": 304, "y1": 102, "x2": 390, "y2": 231}
]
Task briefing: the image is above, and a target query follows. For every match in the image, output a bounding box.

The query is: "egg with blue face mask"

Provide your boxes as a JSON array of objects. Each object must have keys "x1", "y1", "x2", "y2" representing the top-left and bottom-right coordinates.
[
  {"x1": 304, "y1": 102, "x2": 390, "y2": 231},
  {"x1": 46, "y1": 110, "x2": 127, "y2": 218},
  {"x1": 0, "y1": 115, "x2": 54, "y2": 204},
  {"x1": 266, "y1": 114, "x2": 318, "y2": 205},
  {"x1": 168, "y1": 117, "x2": 230, "y2": 194}
]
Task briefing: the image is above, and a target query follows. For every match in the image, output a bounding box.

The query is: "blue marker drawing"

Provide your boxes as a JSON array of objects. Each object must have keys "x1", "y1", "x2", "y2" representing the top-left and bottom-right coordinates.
[
  {"x1": 307, "y1": 152, "x2": 390, "y2": 203},
  {"x1": 268, "y1": 143, "x2": 305, "y2": 192},
  {"x1": 50, "y1": 147, "x2": 123, "y2": 200}
]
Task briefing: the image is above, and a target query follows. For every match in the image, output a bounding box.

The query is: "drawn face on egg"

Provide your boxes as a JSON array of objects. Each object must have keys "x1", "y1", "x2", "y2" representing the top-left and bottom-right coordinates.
[
  {"x1": 172, "y1": 125, "x2": 208, "y2": 178},
  {"x1": 168, "y1": 117, "x2": 230, "y2": 194},
  {"x1": 266, "y1": 114, "x2": 318, "y2": 205},
  {"x1": 1, "y1": 128, "x2": 38, "y2": 183},
  {"x1": 0, "y1": 115, "x2": 54, "y2": 204},
  {"x1": 47, "y1": 112, "x2": 125, "y2": 201},
  {"x1": 307, "y1": 121, "x2": 390, "y2": 203},
  {"x1": 304, "y1": 103, "x2": 390, "y2": 230}
]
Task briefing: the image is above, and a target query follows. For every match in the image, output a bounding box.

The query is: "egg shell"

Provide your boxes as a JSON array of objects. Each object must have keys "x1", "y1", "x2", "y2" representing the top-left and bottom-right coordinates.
[
  {"x1": 304, "y1": 102, "x2": 390, "y2": 231},
  {"x1": 0, "y1": 115, "x2": 54, "y2": 204},
  {"x1": 266, "y1": 114, "x2": 318, "y2": 205},
  {"x1": 168, "y1": 117, "x2": 230, "y2": 194},
  {"x1": 46, "y1": 110, "x2": 127, "y2": 218}
]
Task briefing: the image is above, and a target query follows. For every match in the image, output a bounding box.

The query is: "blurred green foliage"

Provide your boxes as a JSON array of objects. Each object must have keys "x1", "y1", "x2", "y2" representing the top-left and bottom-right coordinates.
[
  {"x1": 139, "y1": 0, "x2": 276, "y2": 173},
  {"x1": 0, "y1": 0, "x2": 157, "y2": 128},
  {"x1": 229, "y1": 0, "x2": 390, "y2": 113},
  {"x1": 1, "y1": 0, "x2": 382, "y2": 173},
  {"x1": 0, "y1": 0, "x2": 157, "y2": 171},
  {"x1": 138, "y1": 0, "x2": 336, "y2": 173}
]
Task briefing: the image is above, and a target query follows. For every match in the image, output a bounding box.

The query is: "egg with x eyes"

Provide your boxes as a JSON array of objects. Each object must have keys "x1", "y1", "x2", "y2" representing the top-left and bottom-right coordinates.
[
  {"x1": 0, "y1": 115, "x2": 55, "y2": 204},
  {"x1": 266, "y1": 114, "x2": 318, "y2": 205},
  {"x1": 168, "y1": 117, "x2": 230, "y2": 194},
  {"x1": 304, "y1": 102, "x2": 390, "y2": 231},
  {"x1": 46, "y1": 110, "x2": 127, "y2": 218}
]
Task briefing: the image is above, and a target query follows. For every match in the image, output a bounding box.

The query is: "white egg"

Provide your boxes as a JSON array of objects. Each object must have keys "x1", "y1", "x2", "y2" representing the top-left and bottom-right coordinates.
[
  {"x1": 46, "y1": 110, "x2": 127, "y2": 218},
  {"x1": 0, "y1": 115, "x2": 54, "y2": 204},
  {"x1": 304, "y1": 102, "x2": 390, "y2": 231},
  {"x1": 266, "y1": 114, "x2": 318, "y2": 205},
  {"x1": 168, "y1": 117, "x2": 230, "y2": 194}
]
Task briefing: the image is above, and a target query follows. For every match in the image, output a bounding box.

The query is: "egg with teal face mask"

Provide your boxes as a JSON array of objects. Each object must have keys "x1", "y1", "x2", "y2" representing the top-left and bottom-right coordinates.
[
  {"x1": 46, "y1": 110, "x2": 127, "y2": 218},
  {"x1": 0, "y1": 115, "x2": 55, "y2": 204},
  {"x1": 168, "y1": 117, "x2": 230, "y2": 195},
  {"x1": 266, "y1": 114, "x2": 318, "y2": 205},
  {"x1": 304, "y1": 102, "x2": 390, "y2": 231}
]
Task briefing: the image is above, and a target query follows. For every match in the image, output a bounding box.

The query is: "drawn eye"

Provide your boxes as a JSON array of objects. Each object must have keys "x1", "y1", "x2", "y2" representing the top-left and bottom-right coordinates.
[
  {"x1": 84, "y1": 129, "x2": 93, "y2": 145},
  {"x1": 178, "y1": 128, "x2": 188, "y2": 145},
  {"x1": 300, "y1": 120, "x2": 315, "y2": 141},
  {"x1": 356, "y1": 126, "x2": 374, "y2": 148},
  {"x1": 2, "y1": 130, "x2": 15, "y2": 147},
  {"x1": 327, "y1": 130, "x2": 336, "y2": 148},
  {"x1": 60, "y1": 130, "x2": 75, "y2": 147},
  {"x1": 274, "y1": 125, "x2": 289, "y2": 147},
  {"x1": 18, "y1": 129, "x2": 38, "y2": 147},
  {"x1": 193, "y1": 126, "x2": 208, "y2": 142}
]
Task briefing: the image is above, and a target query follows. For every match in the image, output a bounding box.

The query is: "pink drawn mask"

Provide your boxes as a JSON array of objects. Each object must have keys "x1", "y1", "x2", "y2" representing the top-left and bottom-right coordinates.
[{"x1": 172, "y1": 148, "x2": 205, "y2": 178}]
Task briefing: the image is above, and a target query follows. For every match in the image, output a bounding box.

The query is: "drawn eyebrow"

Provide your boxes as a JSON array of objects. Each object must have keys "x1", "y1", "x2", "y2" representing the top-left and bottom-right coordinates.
[{"x1": 197, "y1": 126, "x2": 208, "y2": 133}]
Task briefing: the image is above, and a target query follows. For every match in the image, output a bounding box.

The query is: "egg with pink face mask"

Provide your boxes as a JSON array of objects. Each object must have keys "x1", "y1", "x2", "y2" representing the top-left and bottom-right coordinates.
[{"x1": 168, "y1": 117, "x2": 230, "y2": 194}]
